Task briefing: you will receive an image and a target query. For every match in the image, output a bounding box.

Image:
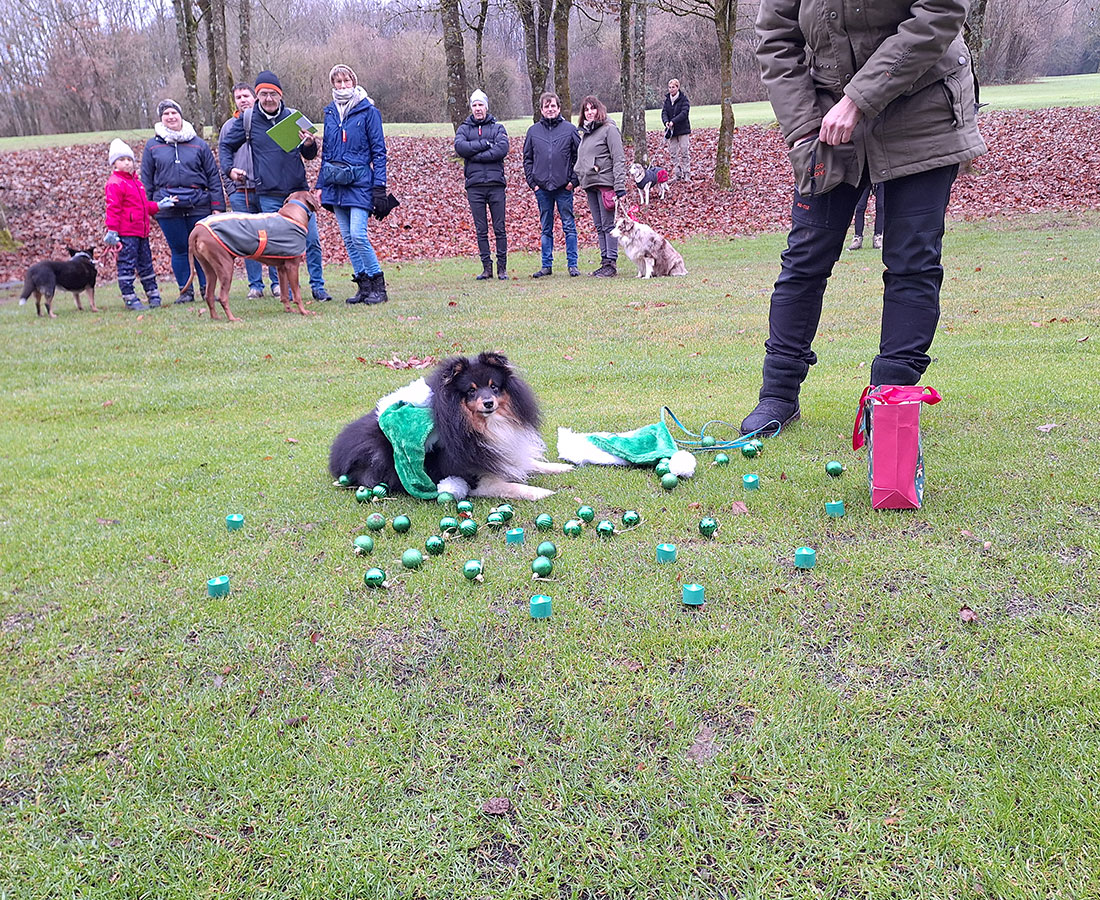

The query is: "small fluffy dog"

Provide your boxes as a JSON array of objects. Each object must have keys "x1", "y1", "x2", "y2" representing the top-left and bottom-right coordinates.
[
  {"x1": 629, "y1": 163, "x2": 669, "y2": 204},
  {"x1": 611, "y1": 216, "x2": 688, "y2": 278},
  {"x1": 329, "y1": 352, "x2": 573, "y2": 501},
  {"x1": 19, "y1": 248, "x2": 98, "y2": 318}
]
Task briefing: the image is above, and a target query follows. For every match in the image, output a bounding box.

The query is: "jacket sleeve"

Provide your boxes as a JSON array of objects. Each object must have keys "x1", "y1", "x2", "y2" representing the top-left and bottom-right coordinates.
[
  {"x1": 104, "y1": 180, "x2": 122, "y2": 231},
  {"x1": 366, "y1": 107, "x2": 387, "y2": 185},
  {"x1": 202, "y1": 144, "x2": 225, "y2": 212},
  {"x1": 845, "y1": 0, "x2": 970, "y2": 118},
  {"x1": 140, "y1": 142, "x2": 156, "y2": 200},
  {"x1": 522, "y1": 131, "x2": 536, "y2": 188},
  {"x1": 569, "y1": 127, "x2": 580, "y2": 182},
  {"x1": 476, "y1": 123, "x2": 509, "y2": 163},
  {"x1": 608, "y1": 125, "x2": 627, "y2": 193},
  {"x1": 672, "y1": 93, "x2": 690, "y2": 126},
  {"x1": 661, "y1": 95, "x2": 672, "y2": 124},
  {"x1": 755, "y1": 0, "x2": 821, "y2": 145},
  {"x1": 219, "y1": 116, "x2": 245, "y2": 179},
  {"x1": 454, "y1": 123, "x2": 482, "y2": 159}
]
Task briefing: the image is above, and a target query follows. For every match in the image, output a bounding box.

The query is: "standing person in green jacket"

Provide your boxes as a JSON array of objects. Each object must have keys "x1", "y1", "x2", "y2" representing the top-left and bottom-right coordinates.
[
  {"x1": 739, "y1": 0, "x2": 987, "y2": 438},
  {"x1": 574, "y1": 96, "x2": 627, "y2": 277}
]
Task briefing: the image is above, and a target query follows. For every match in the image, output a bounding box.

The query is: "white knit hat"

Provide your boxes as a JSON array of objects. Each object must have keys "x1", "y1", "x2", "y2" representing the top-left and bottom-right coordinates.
[
  {"x1": 469, "y1": 89, "x2": 489, "y2": 110},
  {"x1": 108, "y1": 138, "x2": 134, "y2": 166}
]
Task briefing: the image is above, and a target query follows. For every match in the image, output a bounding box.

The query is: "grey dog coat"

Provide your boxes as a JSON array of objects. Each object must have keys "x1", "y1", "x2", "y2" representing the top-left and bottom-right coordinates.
[{"x1": 196, "y1": 211, "x2": 307, "y2": 259}]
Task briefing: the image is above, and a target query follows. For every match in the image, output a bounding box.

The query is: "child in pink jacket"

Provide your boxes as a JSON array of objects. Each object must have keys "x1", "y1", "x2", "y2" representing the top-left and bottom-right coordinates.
[{"x1": 104, "y1": 139, "x2": 175, "y2": 310}]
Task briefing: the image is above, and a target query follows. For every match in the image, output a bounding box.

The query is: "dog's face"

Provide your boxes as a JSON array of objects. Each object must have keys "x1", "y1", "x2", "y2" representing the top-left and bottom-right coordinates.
[
  {"x1": 611, "y1": 217, "x2": 636, "y2": 241},
  {"x1": 629, "y1": 163, "x2": 646, "y2": 184},
  {"x1": 439, "y1": 351, "x2": 513, "y2": 419}
]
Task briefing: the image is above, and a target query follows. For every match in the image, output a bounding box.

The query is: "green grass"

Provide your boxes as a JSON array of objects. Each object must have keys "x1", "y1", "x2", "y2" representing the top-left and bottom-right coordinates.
[
  {"x1": 2, "y1": 212, "x2": 1099, "y2": 897},
  {"x1": 5, "y1": 73, "x2": 1097, "y2": 150}
]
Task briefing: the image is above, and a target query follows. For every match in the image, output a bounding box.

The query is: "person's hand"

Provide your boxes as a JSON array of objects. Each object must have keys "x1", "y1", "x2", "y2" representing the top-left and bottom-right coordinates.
[
  {"x1": 104, "y1": 230, "x2": 119, "y2": 245},
  {"x1": 372, "y1": 184, "x2": 387, "y2": 208},
  {"x1": 156, "y1": 196, "x2": 177, "y2": 209},
  {"x1": 229, "y1": 167, "x2": 247, "y2": 182},
  {"x1": 819, "y1": 95, "x2": 862, "y2": 145},
  {"x1": 300, "y1": 130, "x2": 316, "y2": 146}
]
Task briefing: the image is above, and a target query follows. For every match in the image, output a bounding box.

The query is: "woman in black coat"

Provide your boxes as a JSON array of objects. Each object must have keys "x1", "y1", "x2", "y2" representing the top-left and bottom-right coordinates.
[{"x1": 141, "y1": 99, "x2": 225, "y2": 302}]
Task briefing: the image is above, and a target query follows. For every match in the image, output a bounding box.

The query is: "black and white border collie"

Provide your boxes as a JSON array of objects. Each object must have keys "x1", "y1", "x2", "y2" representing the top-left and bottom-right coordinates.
[{"x1": 329, "y1": 352, "x2": 572, "y2": 501}]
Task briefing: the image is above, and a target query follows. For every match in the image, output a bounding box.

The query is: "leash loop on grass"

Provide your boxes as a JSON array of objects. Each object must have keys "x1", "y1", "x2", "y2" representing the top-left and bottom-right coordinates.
[{"x1": 660, "y1": 406, "x2": 783, "y2": 451}]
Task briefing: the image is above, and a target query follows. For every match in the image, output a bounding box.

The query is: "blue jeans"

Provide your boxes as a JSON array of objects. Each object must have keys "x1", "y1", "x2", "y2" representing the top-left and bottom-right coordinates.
[
  {"x1": 257, "y1": 193, "x2": 325, "y2": 292},
  {"x1": 156, "y1": 214, "x2": 207, "y2": 289},
  {"x1": 229, "y1": 190, "x2": 278, "y2": 291},
  {"x1": 534, "y1": 187, "x2": 577, "y2": 269},
  {"x1": 331, "y1": 205, "x2": 381, "y2": 276},
  {"x1": 765, "y1": 164, "x2": 958, "y2": 376}
]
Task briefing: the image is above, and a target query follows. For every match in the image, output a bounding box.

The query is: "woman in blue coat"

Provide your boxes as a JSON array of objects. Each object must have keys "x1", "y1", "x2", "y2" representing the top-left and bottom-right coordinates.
[
  {"x1": 141, "y1": 99, "x2": 225, "y2": 302},
  {"x1": 316, "y1": 64, "x2": 389, "y2": 305}
]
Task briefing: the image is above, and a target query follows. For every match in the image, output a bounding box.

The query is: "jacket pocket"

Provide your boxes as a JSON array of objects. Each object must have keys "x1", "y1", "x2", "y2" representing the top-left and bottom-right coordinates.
[{"x1": 902, "y1": 37, "x2": 970, "y2": 96}]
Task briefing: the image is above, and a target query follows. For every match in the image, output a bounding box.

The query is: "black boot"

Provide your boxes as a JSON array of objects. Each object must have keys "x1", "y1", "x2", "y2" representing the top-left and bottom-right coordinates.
[
  {"x1": 740, "y1": 355, "x2": 809, "y2": 437},
  {"x1": 363, "y1": 272, "x2": 388, "y2": 305},
  {"x1": 476, "y1": 262, "x2": 493, "y2": 281},
  {"x1": 870, "y1": 356, "x2": 922, "y2": 386},
  {"x1": 497, "y1": 256, "x2": 508, "y2": 280},
  {"x1": 346, "y1": 272, "x2": 370, "y2": 304}
]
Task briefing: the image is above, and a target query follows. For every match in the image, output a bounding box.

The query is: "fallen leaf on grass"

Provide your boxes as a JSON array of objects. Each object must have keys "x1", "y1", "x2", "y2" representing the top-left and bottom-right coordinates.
[
  {"x1": 960, "y1": 605, "x2": 979, "y2": 624},
  {"x1": 96, "y1": 517, "x2": 121, "y2": 526},
  {"x1": 102, "y1": 400, "x2": 113, "y2": 407},
  {"x1": 1036, "y1": 423, "x2": 1061, "y2": 433},
  {"x1": 377, "y1": 355, "x2": 438, "y2": 369},
  {"x1": 286, "y1": 437, "x2": 299, "y2": 444},
  {"x1": 730, "y1": 501, "x2": 749, "y2": 515},
  {"x1": 481, "y1": 797, "x2": 512, "y2": 816}
]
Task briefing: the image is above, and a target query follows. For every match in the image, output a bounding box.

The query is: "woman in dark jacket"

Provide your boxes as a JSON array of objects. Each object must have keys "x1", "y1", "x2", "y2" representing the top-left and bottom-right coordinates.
[
  {"x1": 574, "y1": 95, "x2": 626, "y2": 277},
  {"x1": 141, "y1": 99, "x2": 225, "y2": 302},
  {"x1": 454, "y1": 89, "x2": 510, "y2": 281},
  {"x1": 316, "y1": 64, "x2": 389, "y2": 305},
  {"x1": 661, "y1": 79, "x2": 692, "y2": 181}
]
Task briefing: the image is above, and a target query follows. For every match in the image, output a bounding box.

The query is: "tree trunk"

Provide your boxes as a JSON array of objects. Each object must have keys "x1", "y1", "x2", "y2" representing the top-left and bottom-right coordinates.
[
  {"x1": 712, "y1": 0, "x2": 736, "y2": 188},
  {"x1": 631, "y1": 0, "x2": 647, "y2": 162},
  {"x1": 198, "y1": 0, "x2": 232, "y2": 126},
  {"x1": 238, "y1": 0, "x2": 252, "y2": 81},
  {"x1": 619, "y1": 0, "x2": 635, "y2": 144},
  {"x1": 516, "y1": 0, "x2": 552, "y2": 120},
  {"x1": 172, "y1": 0, "x2": 202, "y2": 130},
  {"x1": 441, "y1": 0, "x2": 469, "y2": 132},
  {"x1": 552, "y1": 0, "x2": 574, "y2": 121},
  {"x1": 472, "y1": 0, "x2": 489, "y2": 87}
]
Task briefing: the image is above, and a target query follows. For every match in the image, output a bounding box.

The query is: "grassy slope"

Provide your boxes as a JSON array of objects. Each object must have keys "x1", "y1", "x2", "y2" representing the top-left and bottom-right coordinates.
[
  {"x1": 3, "y1": 73, "x2": 1098, "y2": 149},
  {"x1": 1, "y1": 213, "x2": 1099, "y2": 897}
]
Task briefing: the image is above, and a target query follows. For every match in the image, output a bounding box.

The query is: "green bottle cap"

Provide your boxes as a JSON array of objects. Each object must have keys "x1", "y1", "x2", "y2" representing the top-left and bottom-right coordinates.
[
  {"x1": 530, "y1": 595, "x2": 552, "y2": 619},
  {"x1": 825, "y1": 500, "x2": 846, "y2": 517},
  {"x1": 207, "y1": 575, "x2": 230, "y2": 597},
  {"x1": 506, "y1": 527, "x2": 525, "y2": 545},
  {"x1": 656, "y1": 543, "x2": 677, "y2": 563},
  {"x1": 743, "y1": 474, "x2": 760, "y2": 491},
  {"x1": 682, "y1": 583, "x2": 704, "y2": 606},
  {"x1": 794, "y1": 546, "x2": 817, "y2": 569},
  {"x1": 225, "y1": 513, "x2": 244, "y2": 531}
]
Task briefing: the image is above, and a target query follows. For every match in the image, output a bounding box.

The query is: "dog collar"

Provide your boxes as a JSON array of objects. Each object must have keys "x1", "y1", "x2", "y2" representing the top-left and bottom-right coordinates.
[
  {"x1": 72, "y1": 251, "x2": 97, "y2": 266},
  {"x1": 287, "y1": 198, "x2": 313, "y2": 216}
]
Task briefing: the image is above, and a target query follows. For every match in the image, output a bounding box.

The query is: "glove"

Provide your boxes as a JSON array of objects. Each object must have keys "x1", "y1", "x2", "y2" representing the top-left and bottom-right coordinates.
[
  {"x1": 157, "y1": 196, "x2": 177, "y2": 209},
  {"x1": 104, "y1": 230, "x2": 119, "y2": 245},
  {"x1": 615, "y1": 189, "x2": 626, "y2": 198},
  {"x1": 372, "y1": 184, "x2": 387, "y2": 209}
]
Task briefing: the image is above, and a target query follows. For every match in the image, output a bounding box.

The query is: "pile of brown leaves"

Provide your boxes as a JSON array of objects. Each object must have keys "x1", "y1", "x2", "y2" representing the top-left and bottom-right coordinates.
[{"x1": 1, "y1": 107, "x2": 1096, "y2": 285}]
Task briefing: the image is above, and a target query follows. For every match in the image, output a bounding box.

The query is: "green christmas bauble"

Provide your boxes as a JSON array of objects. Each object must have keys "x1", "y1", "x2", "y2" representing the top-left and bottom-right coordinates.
[
  {"x1": 531, "y1": 555, "x2": 554, "y2": 577},
  {"x1": 699, "y1": 516, "x2": 718, "y2": 537},
  {"x1": 751, "y1": 439, "x2": 764, "y2": 453},
  {"x1": 655, "y1": 459, "x2": 671, "y2": 476},
  {"x1": 353, "y1": 534, "x2": 374, "y2": 554},
  {"x1": 456, "y1": 499, "x2": 474, "y2": 515},
  {"x1": 363, "y1": 567, "x2": 386, "y2": 587},
  {"x1": 392, "y1": 515, "x2": 412, "y2": 534},
  {"x1": 576, "y1": 505, "x2": 595, "y2": 523},
  {"x1": 825, "y1": 460, "x2": 845, "y2": 477},
  {"x1": 714, "y1": 453, "x2": 730, "y2": 466},
  {"x1": 563, "y1": 519, "x2": 583, "y2": 537},
  {"x1": 462, "y1": 559, "x2": 483, "y2": 580},
  {"x1": 621, "y1": 510, "x2": 640, "y2": 527},
  {"x1": 401, "y1": 549, "x2": 424, "y2": 569},
  {"x1": 535, "y1": 513, "x2": 554, "y2": 532},
  {"x1": 437, "y1": 491, "x2": 455, "y2": 506},
  {"x1": 486, "y1": 512, "x2": 505, "y2": 530},
  {"x1": 425, "y1": 535, "x2": 445, "y2": 556},
  {"x1": 536, "y1": 540, "x2": 558, "y2": 560},
  {"x1": 458, "y1": 518, "x2": 478, "y2": 537},
  {"x1": 660, "y1": 473, "x2": 679, "y2": 491},
  {"x1": 372, "y1": 483, "x2": 388, "y2": 499},
  {"x1": 365, "y1": 513, "x2": 386, "y2": 531},
  {"x1": 494, "y1": 504, "x2": 514, "y2": 522},
  {"x1": 355, "y1": 486, "x2": 372, "y2": 503},
  {"x1": 741, "y1": 443, "x2": 758, "y2": 459},
  {"x1": 338, "y1": 475, "x2": 351, "y2": 487},
  {"x1": 596, "y1": 520, "x2": 615, "y2": 537},
  {"x1": 439, "y1": 516, "x2": 459, "y2": 532},
  {"x1": 701, "y1": 435, "x2": 717, "y2": 448}
]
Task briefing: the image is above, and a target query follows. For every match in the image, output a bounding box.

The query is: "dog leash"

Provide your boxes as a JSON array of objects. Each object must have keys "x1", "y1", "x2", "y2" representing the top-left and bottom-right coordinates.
[{"x1": 660, "y1": 406, "x2": 782, "y2": 451}]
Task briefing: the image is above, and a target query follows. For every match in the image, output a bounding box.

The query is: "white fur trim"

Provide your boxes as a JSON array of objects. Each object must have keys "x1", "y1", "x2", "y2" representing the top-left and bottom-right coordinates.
[
  {"x1": 375, "y1": 377, "x2": 432, "y2": 416},
  {"x1": 437, "y1": 476, "x2": 470, "y2": 500},
  {"x1": 556, "y1": 428, "x2": 629, "y2": 466},
  {"x1": 669, "y1": 450, "x2": 696, "y2": 478}
]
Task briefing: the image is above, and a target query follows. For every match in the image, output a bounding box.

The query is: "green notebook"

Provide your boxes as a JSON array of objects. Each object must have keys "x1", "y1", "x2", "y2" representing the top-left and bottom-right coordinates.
[{"x1": 265, "y1": 109, "x2": 318, "y2": 152}]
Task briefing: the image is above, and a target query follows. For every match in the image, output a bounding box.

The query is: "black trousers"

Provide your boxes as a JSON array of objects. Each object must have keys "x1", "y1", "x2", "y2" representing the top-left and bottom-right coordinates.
[
  {"x1": 466, "y1": 184, "x2": 507, "y2": 268},
  {"x1": 765, "y1": 164, "x2": 958, "y2": 375}
]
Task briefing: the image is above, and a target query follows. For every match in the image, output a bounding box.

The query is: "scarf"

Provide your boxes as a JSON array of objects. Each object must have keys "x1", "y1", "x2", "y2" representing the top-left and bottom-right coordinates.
[
  {"x1": 154, "y1": 120, "x2": 197, "y2": 143},
  {"x1": 333, "y1": 85, "x2": 370, "y2": 124}
]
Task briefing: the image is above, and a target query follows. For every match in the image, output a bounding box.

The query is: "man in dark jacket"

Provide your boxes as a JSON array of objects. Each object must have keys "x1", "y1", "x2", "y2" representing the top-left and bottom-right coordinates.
[
  {"x1": 219, "y1": 70, "x2": 331, "y2": 301},
  {"x1": 454, "y1": 89, "x2": 510, "y2": 281},
  {"x1": 661, "y1": 78, "x2": 691, "y2": 181},
  {"x1": 739, "y1": 0, "x2": 987, "y2": 438},
  {"x1": 522, "y1": 92, "x2": 581, "y2": 278}
]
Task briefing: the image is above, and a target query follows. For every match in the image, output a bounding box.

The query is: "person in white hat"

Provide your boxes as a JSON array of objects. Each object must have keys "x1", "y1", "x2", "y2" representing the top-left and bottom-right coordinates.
[{"x1": 454, "y1": 89, "x2": 510, "y2": 280}]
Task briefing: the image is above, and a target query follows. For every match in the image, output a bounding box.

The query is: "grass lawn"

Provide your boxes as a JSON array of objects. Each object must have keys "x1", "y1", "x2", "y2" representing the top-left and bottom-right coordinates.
[
  {"x1": 2, "y1": 211, "x2": 1099, "y2": 897},
  {"x1": 5, "y1": 73, "x2": 1098, "y2": 149}
]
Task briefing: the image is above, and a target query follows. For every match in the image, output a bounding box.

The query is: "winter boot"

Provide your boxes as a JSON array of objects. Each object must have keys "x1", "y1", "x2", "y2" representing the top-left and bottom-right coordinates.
[
  {"x1": 872, "y1": 233, "x2": 883, "y2": 249},
  {"x1": 346, "y1": 272, "x2": 371, "y2": 304},
  {"x1": 531, "y1": 267, "x2": 552, "y2": 278},
  {"x1": 869, "y1": 357, "x2": 922, "y2": 387},
  {"x1": 848, "y1": 235, "x2": 863, "y2": 251},
  {"x1": 740, "y1": 355, "x2": 809, "y2": 437},
  {"x1": 593, "y1": 259, "x2": 617, "y2": 277},
  {"x1": 174, "y1": 286, "x2": 194, "y2": 304},
  {"x1": 476, "y1": 262, "x2": 494, "y2": 281},
  {"x1": 363, "y1": 271, "x2": 389, "y2": 305},
  {"x1": 568, "y1": 266, "x2": 580, "y2": 277},
  {"x1": 123, "y1": 293, "x2": 148, "y2": 311},
  {"x1": 590, "y1": 259, "x2": 610, "y2": 276},
  {"x1": 496, "y1": 256, "x2": 507, "y2": 280},
  {"x1": 139, "y1": 277, "x2": 161, "y2": 308}
]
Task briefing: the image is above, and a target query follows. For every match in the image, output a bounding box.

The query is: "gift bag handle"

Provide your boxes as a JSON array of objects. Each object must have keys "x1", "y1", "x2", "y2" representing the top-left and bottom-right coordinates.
[{"x1": 853, "y1": 385, "x2": 942, "y2": 450}]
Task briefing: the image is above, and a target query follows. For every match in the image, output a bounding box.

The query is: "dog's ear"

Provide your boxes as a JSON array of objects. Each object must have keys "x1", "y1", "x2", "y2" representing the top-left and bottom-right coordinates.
[
  {"x1": 83, "y1": 247, "x2": 95, "y2": 258},
  {"x1": 66, "y1": 247, "x2": 77, "y2": 257},
  {"x1": 438, "y1": 356, "x2": 469, "y2": 386},
  {"x1": 478, "y1": 351, "x2": 512, "y2": 373}
]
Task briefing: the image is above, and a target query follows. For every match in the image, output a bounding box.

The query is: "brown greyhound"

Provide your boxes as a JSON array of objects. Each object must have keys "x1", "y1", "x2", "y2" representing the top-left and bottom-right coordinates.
[{"x1": 180, "y1": 190, "x2": 320, "y2": 321}]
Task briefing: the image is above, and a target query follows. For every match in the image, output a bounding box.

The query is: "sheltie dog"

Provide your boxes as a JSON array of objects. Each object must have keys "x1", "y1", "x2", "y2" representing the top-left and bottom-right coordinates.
[
  {"x1": 611, "y1": 216, "x2": 688, "y2": 278},
  {"x1": 328, "y1": 352, "x2": 573, "y2": 501}
]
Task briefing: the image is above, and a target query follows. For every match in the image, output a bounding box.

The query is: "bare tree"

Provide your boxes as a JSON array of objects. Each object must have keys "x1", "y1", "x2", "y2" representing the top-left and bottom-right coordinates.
[
  {"x1": 198, "y1": 0, "x2": 233, "y2": 124},
  {"x1": 552, "y1": 0, "x2": 574, "y2": 120},
  {"x1": 463, "y1": 0, "x2": 491, "y2": 87},
  {"x1": 441, "y1": 0, "x2": 470, "y2": 130},
  {"x1": 172, "y1": 0, "x2": 203, "y2": 128},
  {"x1": 515, "y1": 0, "x2": 552, "y2": 118},
  {"x1": 618, "y1": 0, "x2": 648, "y2": 157},
  {"x1": 239, "y1": 0, "x2": 252, "y2": 78}
]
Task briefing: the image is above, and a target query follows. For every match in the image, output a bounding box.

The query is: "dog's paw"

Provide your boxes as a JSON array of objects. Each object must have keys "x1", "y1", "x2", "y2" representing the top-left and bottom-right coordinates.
[
  {"x1": 18, "y1": 298, "x2": 26, "y2": 305},
  {"x1": 518, "y1": 485, "x2": 555, "y2": 501}
]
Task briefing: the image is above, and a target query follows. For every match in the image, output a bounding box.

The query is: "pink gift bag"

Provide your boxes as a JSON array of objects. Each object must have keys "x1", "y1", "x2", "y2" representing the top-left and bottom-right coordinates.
[{"x1": 853, "y1": 385, "x2": 942, "y2": 509}]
